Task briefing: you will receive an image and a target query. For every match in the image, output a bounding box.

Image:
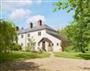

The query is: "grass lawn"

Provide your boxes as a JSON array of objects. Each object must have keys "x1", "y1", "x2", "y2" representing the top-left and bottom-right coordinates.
[
  {"x1": 54, "y1": 51, "x2": 90, "y2": 60},
  {"x1": 0, "y1": 51, "x2": 50, "y2": 63}
]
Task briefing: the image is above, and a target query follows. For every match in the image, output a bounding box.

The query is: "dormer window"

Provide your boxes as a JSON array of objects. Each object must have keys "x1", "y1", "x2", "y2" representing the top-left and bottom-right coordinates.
[
  {"x1": 39, "y1": 20, "x2": 42, "y2": 26},
  {"x1": 30, "y1": 22, "x2": 33, "y2": 28},
  {"x1": 38, "y1": 31, "x2": 41, "y2": 36},
  {"x1": 38, "y1": 20, "x2": 42, "y2": 26}
]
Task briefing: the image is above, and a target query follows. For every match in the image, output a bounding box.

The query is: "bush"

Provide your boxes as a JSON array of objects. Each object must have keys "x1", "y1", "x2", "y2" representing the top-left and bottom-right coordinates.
[
  {"x1": 10, "y1": 43, "x2": 21, "y2": 51},
  {"x1": 25, "y1": 38, "x2": 35, "y2": 52},
  {"x1": 87, "y1": 43, "x2": 90, "y2": 51},
  {"x1": 25, "y1": 46, "x2": 32, "y2": 52},
  {"x1": 0, "y1": 51, "x2": 50, "y2": 63},
  {"x1": 54, "y1": 52, "x2": 81, "y2": 59},
  {"x1": 64, "y1": 45, "x2": 76, "y2": 52}
]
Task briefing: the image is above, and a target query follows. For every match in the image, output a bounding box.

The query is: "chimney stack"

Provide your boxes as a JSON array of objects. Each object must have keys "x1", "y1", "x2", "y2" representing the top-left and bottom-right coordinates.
[
  {"x1": 38, "y1": 20, "x2": 42, "y2": 26},
  {"x1": 30, "y1": 22, "x2": 33, "y2": 28},
  {"x1": 16, "y1": 26, "x2": 19, "y2": 31}
]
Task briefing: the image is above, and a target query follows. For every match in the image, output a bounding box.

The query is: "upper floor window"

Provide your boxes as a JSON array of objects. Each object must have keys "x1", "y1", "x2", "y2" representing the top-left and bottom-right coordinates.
[
  {"x1": 27, "y1": 34, "x2": 30, "y2": 37},
  {"x1": 21, "y1": 34, "x2": 23, "y2": 38},
  {"x1": 38, "y1": 31, "x2": 41, "y2": 36}
]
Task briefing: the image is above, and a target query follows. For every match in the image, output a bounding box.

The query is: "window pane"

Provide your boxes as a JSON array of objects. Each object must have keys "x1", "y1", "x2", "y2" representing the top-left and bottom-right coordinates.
[
  {"x1": 27, "y1": 34, "x2": 30, "y2": 37},
  {"x1": 38, "y1": 32, "x2": 41, "y2": 36},
  {"x1": 52, "y1": 43, "x2": 54, "y2": 46},
  {"x1": 57, "y1": 43, "x2": 59, "y2": 46},
  {"x1": 21, "y1": 43, "x2": 23, "y2": 46},
  {"x1": 21, "y1": 35, "x2": 23, "y2": 38}
]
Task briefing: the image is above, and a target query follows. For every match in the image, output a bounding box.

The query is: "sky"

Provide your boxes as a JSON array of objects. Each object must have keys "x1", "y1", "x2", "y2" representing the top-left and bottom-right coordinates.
[{"x1": 0, "y1": 0, "x2": 74, "y2": 30}]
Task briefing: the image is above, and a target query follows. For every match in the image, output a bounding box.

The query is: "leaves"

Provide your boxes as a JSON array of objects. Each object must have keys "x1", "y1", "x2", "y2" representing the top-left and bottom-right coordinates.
[
  {"x1": 0, "y1": 19, "x2": 17, "y2": 53},
  {"x1": 54, "y1": 0, "x2": 90, "y2": 53}
]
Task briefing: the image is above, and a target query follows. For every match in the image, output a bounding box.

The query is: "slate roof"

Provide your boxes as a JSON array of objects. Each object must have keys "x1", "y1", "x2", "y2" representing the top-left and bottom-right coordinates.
[
  {"x1": 17, "y1": 24, "x2": 64, "y2": 41},
  {"x1": 17, "y1": 24, "x2": 57, "y2": 34}
]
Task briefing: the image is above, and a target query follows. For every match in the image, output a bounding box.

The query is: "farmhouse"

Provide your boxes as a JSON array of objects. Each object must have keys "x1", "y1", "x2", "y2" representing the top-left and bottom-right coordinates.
[{"x1": 17, "y1": 20, "x2": 63, "y2": 52}]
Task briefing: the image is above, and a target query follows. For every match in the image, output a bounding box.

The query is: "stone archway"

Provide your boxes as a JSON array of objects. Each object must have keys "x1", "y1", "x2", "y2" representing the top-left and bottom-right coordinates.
[{"x1": 38, "y1": 37, "x2": 53, "y2": 52}]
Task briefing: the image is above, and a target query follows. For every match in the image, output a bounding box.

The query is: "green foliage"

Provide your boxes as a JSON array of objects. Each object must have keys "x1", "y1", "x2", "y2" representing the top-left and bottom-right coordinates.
[
  {"x1": 0, "y1": 19, "x2": 17, "y2": 53},
  {"x1": 64, "y1": 45, "x2": 75, "y2": 52},
  {"x1": 0, "y1": 51, "x2": 50, "y2": 63},
  {"x1": 87, "y1": 43, "x2": 90, "y2": 51},
  {"x1": 57, "y1": 28, "x2": 68, "y2": 41},
  {"x1": 25, "y1": 38, "x2": 35, "y2": 52},
  {"x1": 54, "y1": 0, "x2": 90, "y2": 53},
  {"x1": 54, "y1": 51, "x2": 90, "y2": 60},
  {"x1": 58, "y1": 21, "x2": 90, "y2": 52},
  {"x1": 25, "y1": 46, "x2": 32, "y2": 52},
  {"x1": 10, "y1": 43, "x2": 21, "y2": 51},
  {"x1": 54, "y1": 52, "x2": 81, "y2": 59}
]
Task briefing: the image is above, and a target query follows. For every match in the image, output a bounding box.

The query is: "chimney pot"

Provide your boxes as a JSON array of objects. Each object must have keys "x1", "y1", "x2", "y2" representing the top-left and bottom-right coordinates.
[
  {"x1": 30, "y1": 22, "x2": 33, "y2": 28},
  {"x1": 16, "y1": 26, "x2": 19, "y2": 31},
  {"x1": 38, "y1": 20, "x2": 42, "y2": 26}
]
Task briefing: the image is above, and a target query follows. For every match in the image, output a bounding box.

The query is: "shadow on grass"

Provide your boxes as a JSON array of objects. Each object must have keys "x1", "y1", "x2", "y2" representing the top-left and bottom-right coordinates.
[
  {"x1": 77, "y1": 53, "x2": 90, "y2": 60},
  {"x1": 0, "y1": 61, "x2": 46, "y2": 71}
]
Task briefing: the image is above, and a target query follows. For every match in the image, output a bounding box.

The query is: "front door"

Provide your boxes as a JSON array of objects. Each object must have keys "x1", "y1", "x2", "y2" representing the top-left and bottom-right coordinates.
[
  {"x1": 48, "y1": 43, "x2": 52, "y2": 51},
  {"x1": 42, "y1": 41, "x2": 46, "y2": 51}
]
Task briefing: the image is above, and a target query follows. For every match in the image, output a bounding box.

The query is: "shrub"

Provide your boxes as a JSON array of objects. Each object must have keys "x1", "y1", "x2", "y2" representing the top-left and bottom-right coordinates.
[
  {"x1": 64, "y1": 45, "x2": 76, "y2": 52},
  {"x1": 25, "y1": 46, "x2": 32, "y2": 52},
  {"x1": 10, "y1": 43, "x2": 21, "y2": 51}
]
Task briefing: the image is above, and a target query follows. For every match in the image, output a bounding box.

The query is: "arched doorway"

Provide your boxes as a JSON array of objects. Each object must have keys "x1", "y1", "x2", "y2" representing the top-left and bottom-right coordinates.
[{"x1": 38, "y1": 37, "x2": 53, "y2": 52}]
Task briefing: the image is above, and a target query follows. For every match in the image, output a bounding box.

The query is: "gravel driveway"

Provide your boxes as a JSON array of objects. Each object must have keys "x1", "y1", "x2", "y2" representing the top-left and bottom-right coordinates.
[{"x1": 0, "y1": 53, "x2": 90, "y2": 71}]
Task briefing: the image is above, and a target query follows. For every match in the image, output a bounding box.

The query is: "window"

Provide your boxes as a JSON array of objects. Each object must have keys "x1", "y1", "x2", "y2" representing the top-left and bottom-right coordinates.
[
  {"x1": 27, "y1": 43, "x2": 29, "y2": 46},
  {"x1": 21, "y1": 43, "x2": 23, "y2": 46},
  {"x1": 21, "y1": 35, "x2": 23, "y2": 38},
  {"x1": 27, "y1": 34, "x2": 30, "y2": 37},
  {"x1": 57, "y1": 43, "x2": 59, "y2": 46},
  {"x1": 38, "y1": 32, "x2": 41, "y2": 36},
  {"x1": 52, "y1": 43, "x2": 54, "y2": 46},
  {"x1": 38, "y1": 43, "x2": 40, "y2": 46},
  {"x1": 28, "y1": 38, "x2": 30, "y2": 41}
]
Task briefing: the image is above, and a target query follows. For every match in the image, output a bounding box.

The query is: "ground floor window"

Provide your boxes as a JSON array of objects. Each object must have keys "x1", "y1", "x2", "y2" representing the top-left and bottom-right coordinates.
[
  {"x1": 21, "y1": 43, "x2": 23, "y2": 46},
  {"x1": 57, "y1": 43, "x2": 59, "y2": 46}
]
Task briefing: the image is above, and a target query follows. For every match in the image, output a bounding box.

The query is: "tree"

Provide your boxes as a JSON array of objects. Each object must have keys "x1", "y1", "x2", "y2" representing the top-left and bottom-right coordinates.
[
  {"x1": 25, "y1": 38, "x2": 35, "y2": 52},
  {"x1": 54, "y1": 0, "x2": 90, "y2": 53},
  {"x1": 0, "y1": 19, "x2": 17, "y2": 53},
  {"x1": 11, "y1": 43, "x2": 21, "y2": 51},
  {"x1": 57, "y1": 21, "x2": 77, "y2": 43}
]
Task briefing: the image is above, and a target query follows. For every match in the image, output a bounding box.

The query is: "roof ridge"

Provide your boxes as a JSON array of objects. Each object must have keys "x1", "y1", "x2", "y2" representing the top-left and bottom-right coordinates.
[{"x1": 18, "y1": 24, "x2": 57, "y2": 34}]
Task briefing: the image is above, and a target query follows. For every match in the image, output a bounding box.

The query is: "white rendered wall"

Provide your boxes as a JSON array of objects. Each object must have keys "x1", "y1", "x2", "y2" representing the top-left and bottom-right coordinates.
[
  {"x1": 18, "y1": 29, "x2": 46, "y2": 51},
  {"x1": 18, "y1": 29, "x2": 62, "y2": 52},
  {"x1": 18, "y1": 33, "x2": 26, "y2": 50},
  {"x1": 44, "y1": 32, "x2": 62, "y2": 52}
]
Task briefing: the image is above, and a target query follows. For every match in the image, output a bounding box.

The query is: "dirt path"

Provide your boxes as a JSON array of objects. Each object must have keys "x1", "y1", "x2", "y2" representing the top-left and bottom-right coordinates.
[{"x1": 1, "y1": 52, "x2": 90, "y2": 71}]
